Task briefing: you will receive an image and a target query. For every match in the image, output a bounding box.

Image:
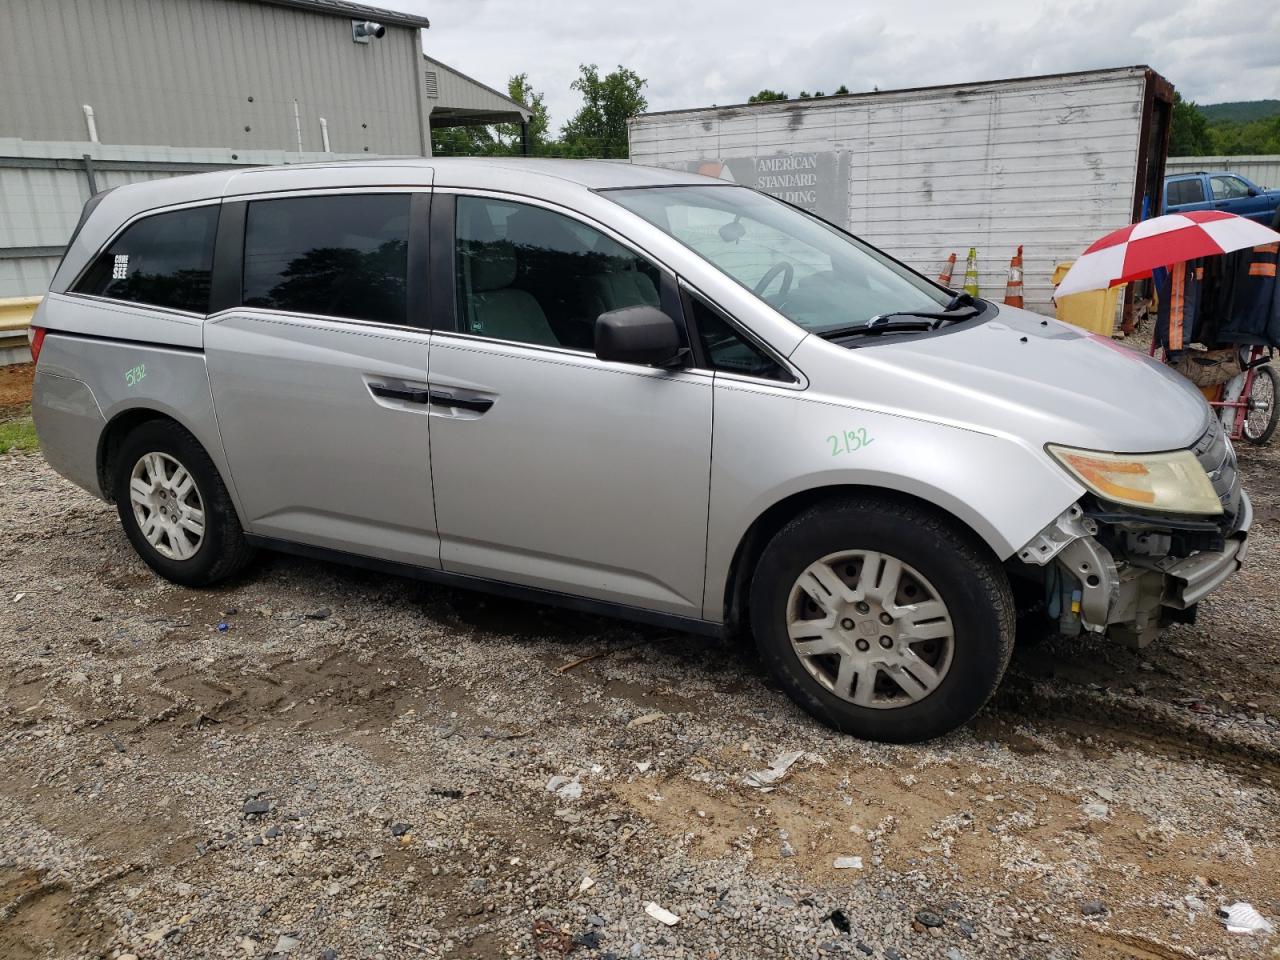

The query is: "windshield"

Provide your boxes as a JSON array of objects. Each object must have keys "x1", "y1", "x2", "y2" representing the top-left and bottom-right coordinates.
[{"x1": 606, "y1": 185, "x2": 951, "y2": 334}]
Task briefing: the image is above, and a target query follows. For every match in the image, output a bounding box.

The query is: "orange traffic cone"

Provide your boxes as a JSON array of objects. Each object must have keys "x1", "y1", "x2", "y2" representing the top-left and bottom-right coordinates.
[
  {"x1": 937, "y1": 253, "x2": 957, "y2": 286},
  {"x1": 962, "y1": 248, "x2": 980, "y2": 297},
  {"x1": 1004, "y1": 245, "x2": 1024, "y2": 308}
]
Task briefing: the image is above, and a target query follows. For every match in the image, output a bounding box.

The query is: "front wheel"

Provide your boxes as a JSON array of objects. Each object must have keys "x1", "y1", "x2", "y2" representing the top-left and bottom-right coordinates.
[
  {"x1": 1243, "y1": 363, "x2": 1278, "y2": 445},
  {"x1": 749, "y1": 497, "x2": 1015, "y2": 743}
]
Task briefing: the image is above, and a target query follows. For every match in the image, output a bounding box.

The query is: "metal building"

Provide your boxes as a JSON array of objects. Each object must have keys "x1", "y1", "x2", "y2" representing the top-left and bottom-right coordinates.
[
  {"x1": 629, "y1": 67, "x2": 1173, "y2": 316},
  {"x1": 423, "y1": 55, "x2": 534, "y2": 144},
  {"x1": 0, "y1": 0, "x2": 531, "y2": 157},
  {"x1": 0, "y1": 0, "x2": 531, "y2": 322}
]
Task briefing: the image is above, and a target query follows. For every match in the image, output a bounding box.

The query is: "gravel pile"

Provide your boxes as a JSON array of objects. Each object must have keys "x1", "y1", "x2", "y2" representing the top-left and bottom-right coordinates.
[{"x1": 1, "y1": 432, "x2": 1278, "y2": 959}]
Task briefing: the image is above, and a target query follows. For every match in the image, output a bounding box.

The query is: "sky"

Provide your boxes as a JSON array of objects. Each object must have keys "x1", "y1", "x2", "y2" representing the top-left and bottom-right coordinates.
[{"x1": 391, "y1": 0, "x2": 1279, "y2": 130}]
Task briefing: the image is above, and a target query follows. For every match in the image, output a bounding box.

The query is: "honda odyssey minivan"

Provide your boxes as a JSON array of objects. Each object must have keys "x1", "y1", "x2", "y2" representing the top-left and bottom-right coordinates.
[{"x1": 30, "y1": 158, "x2": 1251, "y2": 742}]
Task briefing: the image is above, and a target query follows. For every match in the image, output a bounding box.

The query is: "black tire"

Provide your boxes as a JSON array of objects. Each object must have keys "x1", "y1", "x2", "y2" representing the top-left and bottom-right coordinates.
[
  {"x1": 113, "y1": 419, "x2": 255, "y2": 586},
  {"x1": 749, "y1": 497, "x2": 1015, "y2": 743},
  {"x1": 1242, "y1": 363, "x2": 1278, "y2": 446}
]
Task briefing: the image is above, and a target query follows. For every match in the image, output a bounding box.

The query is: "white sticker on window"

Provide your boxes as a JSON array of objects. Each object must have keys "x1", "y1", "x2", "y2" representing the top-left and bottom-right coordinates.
[{"x1": 112, "y1": 254, "x2": 129, "y2": 279}]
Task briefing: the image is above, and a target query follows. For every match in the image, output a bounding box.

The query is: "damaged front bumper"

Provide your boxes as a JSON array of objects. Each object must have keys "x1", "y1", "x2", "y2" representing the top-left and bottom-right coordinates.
[{"x1": 1017, "y1": 492, "x2": 1252, "y2": 647}]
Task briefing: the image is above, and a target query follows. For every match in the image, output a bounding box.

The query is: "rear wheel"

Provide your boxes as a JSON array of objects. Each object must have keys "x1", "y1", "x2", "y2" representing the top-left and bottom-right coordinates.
[
  {"x1": 749, "y1": 497, "x2": 1014, "y2": 742},
  {"x1": 113, "y1": 420, "x2": 254, "y2": 586},
  {"x1": 1243, "y1": 363, "x2": 1278, "y2": 445}
]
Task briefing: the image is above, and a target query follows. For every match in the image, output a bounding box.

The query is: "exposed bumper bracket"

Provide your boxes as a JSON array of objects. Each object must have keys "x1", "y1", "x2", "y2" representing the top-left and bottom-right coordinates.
[
  {"x1": 1135, "y1": 492, "x2": 1252, "y2": 609},
  {"x1": 1016, "y1": 503, "x2": 1097, "y2": 566}
]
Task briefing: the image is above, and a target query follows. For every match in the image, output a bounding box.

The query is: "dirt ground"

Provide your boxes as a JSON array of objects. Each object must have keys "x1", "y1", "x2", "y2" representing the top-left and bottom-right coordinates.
[
  {"x1": 0, "y1": 362, "x2": 34, "y2": 416},
  {"x1": 0, "y1": 412, "x2": 1278, "y2": 959}
]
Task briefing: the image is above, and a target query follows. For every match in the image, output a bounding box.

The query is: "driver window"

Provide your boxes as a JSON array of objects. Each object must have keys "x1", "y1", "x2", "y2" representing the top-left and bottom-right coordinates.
[{"x1": 1210, "y1": 176, "x2": 1249, "y2": 201}]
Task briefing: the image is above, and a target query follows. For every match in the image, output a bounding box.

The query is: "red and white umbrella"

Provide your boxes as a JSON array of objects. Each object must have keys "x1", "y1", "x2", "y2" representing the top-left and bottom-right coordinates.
[{"x1": 1054, "y1": 211, "x2": 1280, "y2": 297}]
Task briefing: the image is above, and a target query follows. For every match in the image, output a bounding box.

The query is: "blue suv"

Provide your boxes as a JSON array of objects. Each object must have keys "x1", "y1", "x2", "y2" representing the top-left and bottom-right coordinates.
[{"x1": 1164, "y1": 171, "x2": 1280, "y2": 224}]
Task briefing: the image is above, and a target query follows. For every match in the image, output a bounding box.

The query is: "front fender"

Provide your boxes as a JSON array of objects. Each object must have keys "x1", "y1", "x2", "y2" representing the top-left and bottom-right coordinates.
[{"x1": 701, "y1": 380, "x2": 1084, "y2": 621}]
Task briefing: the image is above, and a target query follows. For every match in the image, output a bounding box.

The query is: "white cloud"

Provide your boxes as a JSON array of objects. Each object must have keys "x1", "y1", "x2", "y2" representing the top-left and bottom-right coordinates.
[{"x1": 398, "y1": 0, "x2": 1280, "y2": 130}]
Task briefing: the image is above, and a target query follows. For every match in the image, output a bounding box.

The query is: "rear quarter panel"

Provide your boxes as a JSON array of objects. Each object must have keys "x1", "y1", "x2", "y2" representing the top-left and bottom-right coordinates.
[{"x1": 34, "y1": 316, "x2": 239, "y2": 516}]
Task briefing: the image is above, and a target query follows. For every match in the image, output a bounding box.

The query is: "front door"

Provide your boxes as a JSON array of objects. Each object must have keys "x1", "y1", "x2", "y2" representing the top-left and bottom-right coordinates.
[
  {"x1": 205, "y1": 191, "x2": 440, "y2": 566},
  {"x1": 426, "y1": 194, "x2": 713, "y2": 617}
]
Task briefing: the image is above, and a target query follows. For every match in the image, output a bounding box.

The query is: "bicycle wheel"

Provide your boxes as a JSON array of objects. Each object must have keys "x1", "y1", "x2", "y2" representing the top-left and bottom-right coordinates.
[{"x1": 1243, "y1": 363, "x2": 1279, "y2": 445}]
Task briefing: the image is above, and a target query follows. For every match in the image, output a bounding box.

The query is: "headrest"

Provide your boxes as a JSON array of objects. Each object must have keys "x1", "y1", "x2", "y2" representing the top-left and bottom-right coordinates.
[{"x1": 468, "y1": 242, "x2": 517, "y2": 292}]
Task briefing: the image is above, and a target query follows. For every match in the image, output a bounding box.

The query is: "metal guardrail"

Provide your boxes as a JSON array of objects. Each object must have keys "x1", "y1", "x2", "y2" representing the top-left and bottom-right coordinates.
[{"x1": 0, "y1": 296, "x2": 42, "y2": 338}]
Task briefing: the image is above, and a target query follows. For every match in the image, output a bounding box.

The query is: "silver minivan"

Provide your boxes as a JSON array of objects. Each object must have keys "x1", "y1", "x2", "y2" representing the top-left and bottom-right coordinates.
[{"x1": 30, "y1": 159, "x2": 1251, "y2": 742}]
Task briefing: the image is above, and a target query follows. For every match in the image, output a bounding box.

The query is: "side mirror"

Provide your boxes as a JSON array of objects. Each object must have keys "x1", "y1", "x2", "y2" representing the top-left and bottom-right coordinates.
[
  {"x1": 1248, "y1": 187, "x2": 1259, "y2": 197},
  {"x1": 594, "y1": 305, "x2": 685, "y2": 366}
]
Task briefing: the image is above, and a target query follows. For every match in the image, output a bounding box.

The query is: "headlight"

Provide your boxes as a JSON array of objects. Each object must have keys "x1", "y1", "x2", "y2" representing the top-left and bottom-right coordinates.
[{"x1": 1047, "y1": 445, "x2": 1222, "y2": 515}]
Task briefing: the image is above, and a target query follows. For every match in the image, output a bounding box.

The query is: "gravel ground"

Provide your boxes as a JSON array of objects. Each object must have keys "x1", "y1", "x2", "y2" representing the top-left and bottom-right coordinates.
[{"x1": 1, "y1": 429, "x2": 1278, "y2": 960}]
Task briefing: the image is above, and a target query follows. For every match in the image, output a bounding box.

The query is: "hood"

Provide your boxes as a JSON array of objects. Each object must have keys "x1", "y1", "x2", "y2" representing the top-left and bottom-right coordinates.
[{"x1": 818, "y1": 306, "x2": 1211, "y2": 453}]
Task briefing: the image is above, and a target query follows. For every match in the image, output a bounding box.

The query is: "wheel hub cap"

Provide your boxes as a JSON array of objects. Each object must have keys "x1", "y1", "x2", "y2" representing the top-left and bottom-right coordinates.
[
  {"x1": 128, "y1": 452, "x2": 206, "y2": 561},
  {"x1": 786, "y1": 550, "x2": 955, "y2": 709}
]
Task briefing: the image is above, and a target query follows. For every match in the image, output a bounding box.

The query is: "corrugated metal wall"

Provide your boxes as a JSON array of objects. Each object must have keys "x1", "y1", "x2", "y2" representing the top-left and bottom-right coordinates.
[
  {"x1": 629, "y1": 69, "x2": 1152, "y2": 316},
  {"x1": 0, "y1": 0, "x2": 427, "y2": 156},
  {"x1": 1166, "y1": 155, "x2": 1280, "y2": 190}
]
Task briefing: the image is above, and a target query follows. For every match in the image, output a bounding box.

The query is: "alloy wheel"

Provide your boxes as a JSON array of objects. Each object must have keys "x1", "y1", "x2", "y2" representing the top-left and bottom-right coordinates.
[
  {"x1": 786, "y1": 550, "x2": 955, "y2": 709},
  {"x1": 128, "y1": 452, "x2": 206, "y2": 561}
]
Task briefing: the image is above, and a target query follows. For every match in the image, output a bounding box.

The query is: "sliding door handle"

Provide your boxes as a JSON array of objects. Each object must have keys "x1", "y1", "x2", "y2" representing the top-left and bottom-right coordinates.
[
  {"x1": 429, "y1": 390, "x2": 494, "y2": 413},
  {"x1": 370, "y1": 384, "x2": 432, "y2": 404}
]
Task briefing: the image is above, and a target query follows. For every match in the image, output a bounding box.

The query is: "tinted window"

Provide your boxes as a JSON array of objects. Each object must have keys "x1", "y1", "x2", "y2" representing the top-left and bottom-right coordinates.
[
  {"x1": 1210, "y1": 175, "x2": 1250, "y2": 201},
  {"x1": 1167, "y1": 178, "x2": 1204, "y2": 206},
  {"x1": 455, "y1": 196, "x2": 667, "y2": 351},
  {"x1": 75, "y1": 205, "x2": 218, "y2": 313},
  {"x1": 689, "y1": 294, "x2": 789, "y2": 381},
  {"x1": 243, "y1": 194, "x2": 410, "y2": 325}
]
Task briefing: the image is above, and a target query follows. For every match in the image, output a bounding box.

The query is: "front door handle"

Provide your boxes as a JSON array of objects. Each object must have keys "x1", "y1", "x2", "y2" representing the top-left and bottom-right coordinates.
[
  {"x1": 370, "y1": 383, "x2": 432, "y2": 404},
  {"x1": 429, "y1": 390, "x2": 494, "y2": 414}
]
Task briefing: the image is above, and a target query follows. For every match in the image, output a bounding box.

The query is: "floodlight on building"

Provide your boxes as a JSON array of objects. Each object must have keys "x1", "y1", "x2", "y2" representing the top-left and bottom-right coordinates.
[{"x1": 352, "y1": 20, "x2": 385, "y2": 43}]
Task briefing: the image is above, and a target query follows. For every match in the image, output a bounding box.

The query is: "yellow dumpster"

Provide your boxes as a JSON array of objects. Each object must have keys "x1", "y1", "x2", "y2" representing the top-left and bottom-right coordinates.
[{"x1": 1051, "y1": 261, "x2": 1123, "y2": 336}]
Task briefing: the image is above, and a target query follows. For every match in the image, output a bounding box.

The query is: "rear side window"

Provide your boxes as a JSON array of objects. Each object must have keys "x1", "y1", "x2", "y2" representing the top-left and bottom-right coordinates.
[
  {"x1": 74, "y1": 205, "x2": 219, "y2": 313},
  {"x1": 242, "y1": 194, "x2": 410, "y2": 325},
  {"x1": 1167, "y1": 178, "x2": 1204, "y2": 206}
]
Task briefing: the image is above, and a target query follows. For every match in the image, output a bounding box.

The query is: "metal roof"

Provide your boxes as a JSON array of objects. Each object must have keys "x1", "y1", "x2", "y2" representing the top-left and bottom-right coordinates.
[
  {"x1": 635, "y1": 65, "x2": 1157, "y2": 119},
  {"x1": 255, "y1": 0, "x2": 430, "y2": 29},
  {"x1": 424, "y1": 56, "x2": 530, "y2": 125}
]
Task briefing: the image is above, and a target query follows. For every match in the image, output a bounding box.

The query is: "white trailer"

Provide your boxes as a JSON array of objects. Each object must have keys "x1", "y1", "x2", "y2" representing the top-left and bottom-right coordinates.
[{"x1": 628, "y1": 66, "x2": 1173, "y2": 318}]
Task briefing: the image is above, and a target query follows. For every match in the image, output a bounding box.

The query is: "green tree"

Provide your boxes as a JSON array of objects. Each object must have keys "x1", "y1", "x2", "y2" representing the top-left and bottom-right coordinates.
[
  {"x1": 1210, "y1": 116, "x2": 1280, "y2": 155},
  {"x1": 748, "y1": 89, "x2": 788, "y2": 103},
  {"x1": 1169, "y1": 92, "x2": 1214, "y2": 156},
  {"x1": 834, "y1": 84, "x2": 850, "y2": 95},
  {"x1": 431, "y1": 124, "x2": 497, "y2": 157},
  {"x1": 500, "y1": 73, "x2": 552, "y2": 154},
  {"x1": 432, "y1": 73, "x2": 556, "y2": 157},
  {"x1": 561, "y1": 64, "x2": 648, "y2": 158}
]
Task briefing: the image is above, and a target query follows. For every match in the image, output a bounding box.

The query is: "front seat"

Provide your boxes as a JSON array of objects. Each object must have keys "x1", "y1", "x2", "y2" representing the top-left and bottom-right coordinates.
[
  {"x1": 460, "y1": 241, "x2": 559, "y2": 347},
  {"x1": 584, "y1": 267, "x2": 661, "y2": 316},
  {"x1": 582, "y1": 232, "x2": 662, "y2": 317}
]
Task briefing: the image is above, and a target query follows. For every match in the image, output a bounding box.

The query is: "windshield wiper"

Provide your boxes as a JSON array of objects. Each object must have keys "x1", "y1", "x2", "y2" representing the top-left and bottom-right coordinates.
[
  {"x1": 945, "y1": 290, "x2": 977, "y2": 311},
  {"x1": 819, "y1": 304, "x2": 981, "y2": 341},
  {"x1": 868, "y1": 306, "x2": 981, "y2": 326},
  {"x1": 819, "y1": 319, "x2": 937, "y2": 340}
]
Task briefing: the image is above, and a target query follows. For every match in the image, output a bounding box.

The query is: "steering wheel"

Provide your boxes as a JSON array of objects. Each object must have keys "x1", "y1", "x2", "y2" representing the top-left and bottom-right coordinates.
[{"x1": 754, "y1": 261, "x2": 794, "y2": 297}]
